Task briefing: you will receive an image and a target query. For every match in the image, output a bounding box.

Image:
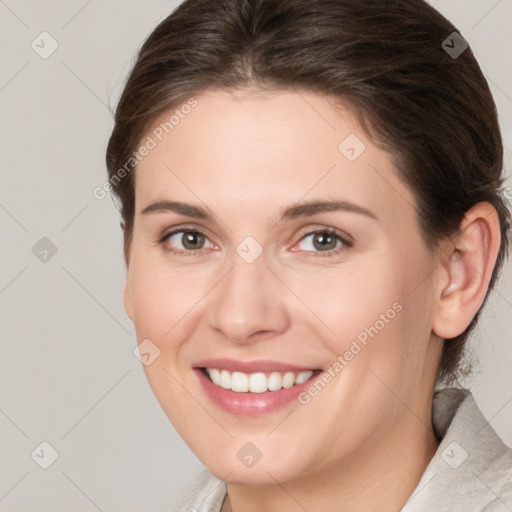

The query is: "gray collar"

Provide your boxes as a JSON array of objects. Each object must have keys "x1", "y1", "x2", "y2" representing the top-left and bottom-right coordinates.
[{"x1": 402, "y1": 387, "x2": 512, "y2": 511}]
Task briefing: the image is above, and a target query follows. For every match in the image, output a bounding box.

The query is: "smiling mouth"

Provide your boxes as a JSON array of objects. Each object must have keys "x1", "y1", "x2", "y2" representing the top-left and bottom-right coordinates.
[{"x1": 200, "y1": 367, "x2": 321, "y2": 393}]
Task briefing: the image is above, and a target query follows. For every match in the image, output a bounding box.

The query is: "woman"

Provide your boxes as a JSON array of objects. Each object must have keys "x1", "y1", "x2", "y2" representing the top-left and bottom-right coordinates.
[{"x1": 105, "y1": 0, "x2": 512, "y2": 510}]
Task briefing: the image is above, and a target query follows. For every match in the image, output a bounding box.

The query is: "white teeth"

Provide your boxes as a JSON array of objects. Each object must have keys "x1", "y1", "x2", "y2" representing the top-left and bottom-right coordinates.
[
  {"x1": 209, "y1": 368, "x2": 220, "y2": 383},
  {"x1": 205, "y1": 368, "x2": 314, "y2": 393},
  {"x1": 282, "y1": 371, "x2": 295, "y2": 389},
  {"x1": 231, "y1": 371, "x2": 249, "y2": 392},
  {"x1": 295, "y1": 370, "x2": 311, "y2": 385},
  {"x1": 249, "y1": 372, "x2": 267, "y2": 393},
  {"x1": 220, "y1": 370, "x2": 231, "y2": 390},
  {"x1": 267, "y1": 372, "x2": 283, "y2": 391}
]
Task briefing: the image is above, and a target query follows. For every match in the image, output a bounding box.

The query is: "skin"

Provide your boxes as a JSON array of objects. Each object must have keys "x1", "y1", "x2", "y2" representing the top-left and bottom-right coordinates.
[{"x1": 123, "y1": 88, "x2": 501, "y2": 511}]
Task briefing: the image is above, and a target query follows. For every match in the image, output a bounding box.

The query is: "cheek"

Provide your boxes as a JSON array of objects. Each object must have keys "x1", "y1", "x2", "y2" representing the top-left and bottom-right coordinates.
[
  {"x1": 128, "y1": 257, "x2": 206, "y2": 338},
  {"x1": 130, "y1": 278, "x2": 174, "y2": 340},
  {"x1": 127, "y1": 264, "x2": 200, "y2": 422},
  {"x1": 308, "y1": 248, "x2": 432, "y2": 369},
  {"x1": 292, "y1": 258, "x2": 400, "y2": 343}
]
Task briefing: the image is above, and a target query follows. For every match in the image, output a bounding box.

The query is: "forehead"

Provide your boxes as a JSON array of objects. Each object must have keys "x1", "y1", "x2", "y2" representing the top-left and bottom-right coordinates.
[{"x1": 134, "y1": 88, "x2": 417, "y2": 231}]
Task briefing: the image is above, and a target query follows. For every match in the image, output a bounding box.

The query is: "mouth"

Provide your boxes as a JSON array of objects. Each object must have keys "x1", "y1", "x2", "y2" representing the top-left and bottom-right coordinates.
[
  {"x1": 192, "y1": 359, "x2": 323, "y2": 416},
  {"x1": 200, "y1": 367, "x2": 321, "y2": 393}
]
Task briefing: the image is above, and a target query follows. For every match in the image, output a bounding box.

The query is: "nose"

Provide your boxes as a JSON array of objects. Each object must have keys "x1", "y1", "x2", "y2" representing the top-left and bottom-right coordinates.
[{"x1": 207, "y1": 248, "x2": 290, "y2": 344}]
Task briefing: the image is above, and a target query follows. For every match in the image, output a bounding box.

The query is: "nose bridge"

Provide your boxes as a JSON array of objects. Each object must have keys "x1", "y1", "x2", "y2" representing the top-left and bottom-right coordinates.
[{"x1": 207, "y1": 240, "x2": 288, "y2": 342}]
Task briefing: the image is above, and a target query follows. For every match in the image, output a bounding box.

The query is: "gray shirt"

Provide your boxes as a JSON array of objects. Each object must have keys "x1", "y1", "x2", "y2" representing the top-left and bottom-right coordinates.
[{"x1": 172, "y1": 387, "x2": 512, "y2": 511}]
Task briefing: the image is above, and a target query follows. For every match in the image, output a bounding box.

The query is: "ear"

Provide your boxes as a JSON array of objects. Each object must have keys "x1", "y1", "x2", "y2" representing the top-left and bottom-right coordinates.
[
  {"x1": 432, "y1": 202, "x2": 501, "y2": 339},
  {"x1": 124, "y1": 278, "x2": 134, "y2": 321}
]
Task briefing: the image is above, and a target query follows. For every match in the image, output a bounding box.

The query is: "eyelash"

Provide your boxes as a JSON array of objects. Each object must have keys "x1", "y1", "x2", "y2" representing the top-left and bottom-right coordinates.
[{"x1": 156, "y1": 225, "x2": 353, "y2": 258}]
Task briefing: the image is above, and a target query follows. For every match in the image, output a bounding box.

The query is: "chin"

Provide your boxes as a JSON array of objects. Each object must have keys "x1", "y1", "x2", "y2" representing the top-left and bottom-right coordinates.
[
  {"x1": 208, "y1": 463, "x2": 299, "y2": 486},
  {"x1": 195, "y1": 441, "x2": 310, "y2": 486}
]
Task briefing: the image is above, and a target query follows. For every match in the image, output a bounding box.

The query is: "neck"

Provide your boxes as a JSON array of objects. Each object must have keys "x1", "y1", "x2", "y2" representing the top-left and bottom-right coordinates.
[{"x1": 222, "y1": 405, "x2": 440, "y2": 512}]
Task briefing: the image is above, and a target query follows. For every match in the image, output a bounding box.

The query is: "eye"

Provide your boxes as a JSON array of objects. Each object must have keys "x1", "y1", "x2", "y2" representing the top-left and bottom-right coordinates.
[
  {"x1": 157, "y1": 226, "x2": 353, "y2": 257},
  {"x1": 159, "y1": 228, "x2": 216, "y2": 256},
  {"x1": 293, "y1": 228, "x2": 353, "y2": 256}
]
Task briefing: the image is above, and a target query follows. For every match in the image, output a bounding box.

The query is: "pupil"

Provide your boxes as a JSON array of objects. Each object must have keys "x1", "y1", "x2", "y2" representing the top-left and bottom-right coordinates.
[
  {"x1": 183, "y1": 232, "x2": 203, "y2": 250},
  {"x1": 314, "y1": 233, "x2": 335, "y2": 251}
]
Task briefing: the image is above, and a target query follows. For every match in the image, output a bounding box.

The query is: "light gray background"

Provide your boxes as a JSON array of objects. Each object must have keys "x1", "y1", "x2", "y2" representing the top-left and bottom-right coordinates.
[{"x1": 1, "y1": 1, "x2": 511, "y2": 511}]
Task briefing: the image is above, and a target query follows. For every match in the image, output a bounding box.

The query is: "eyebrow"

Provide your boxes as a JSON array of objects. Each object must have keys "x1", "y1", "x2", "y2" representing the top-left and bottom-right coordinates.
[{"x1": 140, "y1": 199, "x2": 378, "y2": 223}]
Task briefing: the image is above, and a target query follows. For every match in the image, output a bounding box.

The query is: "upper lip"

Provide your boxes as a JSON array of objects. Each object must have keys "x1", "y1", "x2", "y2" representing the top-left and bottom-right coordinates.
[{"x1": 193, "y1": 358, "x2": 320, "y2": 373}]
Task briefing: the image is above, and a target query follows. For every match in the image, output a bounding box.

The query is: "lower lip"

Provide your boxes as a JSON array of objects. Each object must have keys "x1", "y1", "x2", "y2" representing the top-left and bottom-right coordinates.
[{"x1": 194, "y1": 368, "x2": 320, "y2": 416}]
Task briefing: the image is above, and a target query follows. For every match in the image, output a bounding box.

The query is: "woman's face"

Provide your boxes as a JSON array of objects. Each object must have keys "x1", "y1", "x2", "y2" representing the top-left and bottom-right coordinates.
[{"x1": 124, "y1": 88, "x2": 443, "y2": 484}]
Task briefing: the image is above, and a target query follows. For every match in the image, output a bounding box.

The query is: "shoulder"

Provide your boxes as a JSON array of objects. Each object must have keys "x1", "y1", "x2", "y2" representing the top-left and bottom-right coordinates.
[{"x1": 171, "y1": 468, "x2": 227, "y2": 512}]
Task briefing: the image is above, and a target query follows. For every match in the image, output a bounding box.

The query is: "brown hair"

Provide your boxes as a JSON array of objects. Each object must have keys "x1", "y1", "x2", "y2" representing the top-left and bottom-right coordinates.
[{"x1": 106, "y1": 0, "x2": 511, "y2": 386}]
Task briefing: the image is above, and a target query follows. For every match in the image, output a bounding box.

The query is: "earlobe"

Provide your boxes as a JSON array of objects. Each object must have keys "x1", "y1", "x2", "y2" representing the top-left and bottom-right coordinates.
[{"x1": 432, "y1": 202, "x2": 501, "y2": 340}]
